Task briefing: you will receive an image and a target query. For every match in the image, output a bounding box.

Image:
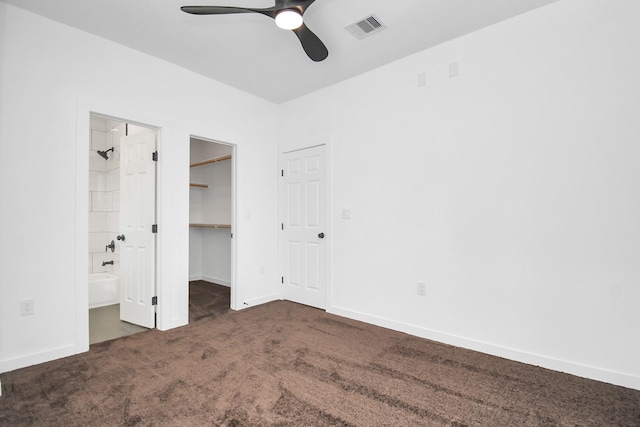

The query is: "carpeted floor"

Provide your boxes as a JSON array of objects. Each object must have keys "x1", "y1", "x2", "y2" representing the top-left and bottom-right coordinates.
[
  {"x1": 189, "y1": 280, "x2": 230, "y2": 323},
  {"x1": 1, "y1": 281, "x2": 639, "y2": 426}
]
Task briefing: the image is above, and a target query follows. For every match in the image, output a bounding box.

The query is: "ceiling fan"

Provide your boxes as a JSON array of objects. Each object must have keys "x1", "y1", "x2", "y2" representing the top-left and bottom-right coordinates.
[{"x1": 181, "y1": 0, "x2": 329, "y2": 62}]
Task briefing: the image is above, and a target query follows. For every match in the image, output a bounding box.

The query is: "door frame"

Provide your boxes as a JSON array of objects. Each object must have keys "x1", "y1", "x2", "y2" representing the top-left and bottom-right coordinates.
[
  {"x1": 76, "y1": 98, "x2": 183, "y2": 353},
  {"x1": 278, "y1": 136, "x2": 332, "y2": 310},
  {"x1": 188, "y1": 135, "x2": 237, "y2": 311}
]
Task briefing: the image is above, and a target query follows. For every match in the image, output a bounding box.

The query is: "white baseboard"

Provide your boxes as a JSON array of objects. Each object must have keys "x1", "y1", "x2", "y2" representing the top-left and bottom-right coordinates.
[
  {"x1": 189, "y1": 275, "x2": 230, "y2": 287},
  {"x1": 327, "y1": 305, "x2": 640, "y2": 391},
  {"x1": 237, "y1": 293, "x2": 281, "y2": 310},
  {"x1": 0, "y1": 342, "x2": 87, "y2": 374}
]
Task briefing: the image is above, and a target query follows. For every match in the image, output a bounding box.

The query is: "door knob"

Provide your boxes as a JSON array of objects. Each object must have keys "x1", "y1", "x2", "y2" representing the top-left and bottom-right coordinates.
[
  {"x1": 117, "y1": 234, "x2": 125, "y2": 242},
  {"x1": 318, "y1": 232, "x2": 325, "y2": 239}
]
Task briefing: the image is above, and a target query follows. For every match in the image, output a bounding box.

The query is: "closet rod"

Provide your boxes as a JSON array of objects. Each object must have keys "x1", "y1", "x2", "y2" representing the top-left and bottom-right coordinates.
[{"x1": 190, "y1": 154, "x2": 232, "y2": 168}]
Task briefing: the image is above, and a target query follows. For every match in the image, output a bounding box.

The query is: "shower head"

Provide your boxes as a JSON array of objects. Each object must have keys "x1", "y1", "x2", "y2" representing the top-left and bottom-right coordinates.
[{"x1": 97, "y1": 147, "x2": 114, "y2": 160}]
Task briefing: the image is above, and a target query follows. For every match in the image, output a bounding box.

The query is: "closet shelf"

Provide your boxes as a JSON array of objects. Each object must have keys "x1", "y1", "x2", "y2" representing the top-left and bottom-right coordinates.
[
  {"x1": 189, "y1": 223, "x2": 231, "y2": 229},
  {"x1": 190, "y1": 154, "x2": 232, "y2": 168},
  {"x1": 190, "y1": 183, "x2": 208, "y2": 188}
]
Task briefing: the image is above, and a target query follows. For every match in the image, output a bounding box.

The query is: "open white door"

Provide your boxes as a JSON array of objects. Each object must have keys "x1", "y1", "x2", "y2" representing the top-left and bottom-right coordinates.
[
  {"x1": 281, "y1": 145, "x2": 327, "y2": 309},
  {"x1": 120, "y1": 128, "x2": 156, "y2": 328}
]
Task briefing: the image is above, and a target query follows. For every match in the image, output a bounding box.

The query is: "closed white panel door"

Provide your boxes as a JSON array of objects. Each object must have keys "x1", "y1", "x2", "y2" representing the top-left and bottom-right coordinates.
[
  {"x1": 282, "y1": 145, "x2": 326, "y2": 309},
  {"x1": 120, "y1": 130, "x2": 156, "y2": 328}
]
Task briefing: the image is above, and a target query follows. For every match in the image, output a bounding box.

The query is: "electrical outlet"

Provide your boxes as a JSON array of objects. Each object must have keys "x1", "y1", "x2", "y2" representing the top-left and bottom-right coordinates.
[
  {"x1": 21, "y1": 299, "x2": 35, "y2": 316},
  {"x1": 417, "y1": 282, "x2": 426, "y2": 296}
]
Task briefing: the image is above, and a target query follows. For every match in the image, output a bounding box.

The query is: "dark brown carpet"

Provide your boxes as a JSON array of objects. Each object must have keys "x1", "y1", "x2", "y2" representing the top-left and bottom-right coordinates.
[
  {"x1": 1, "y1": 281, "x2": 639, "y2": 426},
  {"x1": 189, "y1": 280, "x2": 230, "y2": 323}
]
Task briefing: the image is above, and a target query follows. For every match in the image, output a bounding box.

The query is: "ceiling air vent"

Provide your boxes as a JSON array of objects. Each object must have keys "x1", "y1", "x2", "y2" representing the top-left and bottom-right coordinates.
[{"x1": 345, "y1": 14, "x2": 386, "y2": 39}]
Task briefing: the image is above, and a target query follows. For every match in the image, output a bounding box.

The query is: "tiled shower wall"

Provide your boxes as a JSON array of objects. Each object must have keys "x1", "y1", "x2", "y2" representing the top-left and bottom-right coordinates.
[{"x1": 89, "y1": 116, "x2": 123, "y2": 275}]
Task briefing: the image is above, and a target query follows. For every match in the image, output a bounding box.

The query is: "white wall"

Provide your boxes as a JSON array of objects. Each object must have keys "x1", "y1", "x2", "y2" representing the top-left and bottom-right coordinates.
[
  {"x1": 189, "y1": 227, "x2": 232, "y2": 285},
  {"x1": 279, "y1": 0, "x2": 640, "y2": 390},
  {"x1": 0, "y1": 3, "x2": 280, "y2": 373}
]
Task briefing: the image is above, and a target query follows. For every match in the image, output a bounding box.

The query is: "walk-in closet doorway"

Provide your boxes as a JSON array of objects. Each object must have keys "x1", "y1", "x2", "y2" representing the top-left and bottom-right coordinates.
[{"x1": 188, "y1": 137, "x2": 235, "y2": 316}]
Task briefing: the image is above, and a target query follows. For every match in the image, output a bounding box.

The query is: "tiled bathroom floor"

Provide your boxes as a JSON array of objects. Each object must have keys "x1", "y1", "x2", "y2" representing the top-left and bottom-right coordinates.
[{"x1": 89, "y1": 304, "x2": 148, "y2": 345}]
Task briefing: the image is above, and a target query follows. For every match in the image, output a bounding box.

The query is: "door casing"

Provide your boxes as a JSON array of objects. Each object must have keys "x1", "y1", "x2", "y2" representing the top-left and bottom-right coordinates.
[{"x1": 77, "y1": 99, "x2": 188, "y2": 359}]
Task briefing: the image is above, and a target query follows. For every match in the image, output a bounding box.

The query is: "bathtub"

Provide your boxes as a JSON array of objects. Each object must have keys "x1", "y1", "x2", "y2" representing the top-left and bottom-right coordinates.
[{"x1": 88, "y1": 273, "x2": 120, "y2": 309}]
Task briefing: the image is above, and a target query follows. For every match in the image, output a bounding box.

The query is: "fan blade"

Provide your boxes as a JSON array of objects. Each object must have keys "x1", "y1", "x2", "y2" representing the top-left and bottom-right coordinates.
[
  {"x1": 182, "y1": 2, "x2": 328, "y2": 62},
  {"x1": 181, "y1": 6, "x2": 273, "y2": 15},
  {"x1": 292, "y1": 23, "x2": 328, "y2": 62},
  {"x1": 292, "y1": 0, "x2": 317, "y2": 15}
]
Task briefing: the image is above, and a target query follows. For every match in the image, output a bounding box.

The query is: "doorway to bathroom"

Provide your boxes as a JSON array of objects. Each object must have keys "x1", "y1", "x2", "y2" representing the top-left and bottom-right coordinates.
[
  {"x1": 88, "y1": 114, "x2": 157, "y2": 344},
  {"x1": 188, "y1": 137, "x2": 234, "y2": 321}
]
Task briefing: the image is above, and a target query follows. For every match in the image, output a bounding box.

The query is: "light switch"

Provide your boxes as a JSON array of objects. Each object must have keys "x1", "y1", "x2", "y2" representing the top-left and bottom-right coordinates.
[
  {"x1": 449, "y1": 62, "x2": 459, "y2": 78},
  {"x1": 342, "y1": 208, "x2": 351, "y2": 219},
  {"x1": 417, "y1": 72, "x2": 426, "y2": 87}
]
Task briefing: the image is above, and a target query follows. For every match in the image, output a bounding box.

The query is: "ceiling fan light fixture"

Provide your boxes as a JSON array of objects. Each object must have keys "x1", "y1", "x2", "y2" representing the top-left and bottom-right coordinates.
[{"x1": 275, "y1": 9, "x2": 303, "y2": 30}]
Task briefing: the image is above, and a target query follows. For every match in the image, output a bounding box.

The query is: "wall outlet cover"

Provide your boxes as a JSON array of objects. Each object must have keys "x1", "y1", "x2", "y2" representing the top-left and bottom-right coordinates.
[
  {"x1": 20, "y1": 299, "x2": 35, "y2": 316},
  {"x1": 417, "y1": 282, "x2": 426, "y2": 296}
]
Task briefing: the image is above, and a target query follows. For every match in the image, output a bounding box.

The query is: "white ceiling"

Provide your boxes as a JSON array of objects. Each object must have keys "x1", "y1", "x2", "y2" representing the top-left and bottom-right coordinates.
[{"x1": 2, "y1": 0, "x2": 559, "y2": 103}]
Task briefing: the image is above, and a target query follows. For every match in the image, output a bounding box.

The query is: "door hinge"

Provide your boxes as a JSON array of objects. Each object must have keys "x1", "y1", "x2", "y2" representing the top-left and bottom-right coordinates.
[
  {"x1": 152, "y1": 151, "x2": 158, "y2": 161},
  {"x1": 152, "y1": 296, "x2": 158, "y2": 306},
  {"x1": 281, "y1": 169, "x2": 284, "y2": 177},
  {"x1": 281, "y1": 276, "x2": 284, "y2": 284},
  {"x1": 152, "y1": 224, "x2": 158, "y2": 233},
  {"x1": 281, "y1": 223, "x2": 284, "y2": 230}
]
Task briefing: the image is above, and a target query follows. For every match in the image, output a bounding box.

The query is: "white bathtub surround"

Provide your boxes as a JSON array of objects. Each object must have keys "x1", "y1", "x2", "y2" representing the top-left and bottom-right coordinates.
[
  {"x1": 88, "y1": 273, "x2": 119, "y2": 309},
  {"x1": 89, "y1": 117, "x2": 122, "y2": 275}
]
